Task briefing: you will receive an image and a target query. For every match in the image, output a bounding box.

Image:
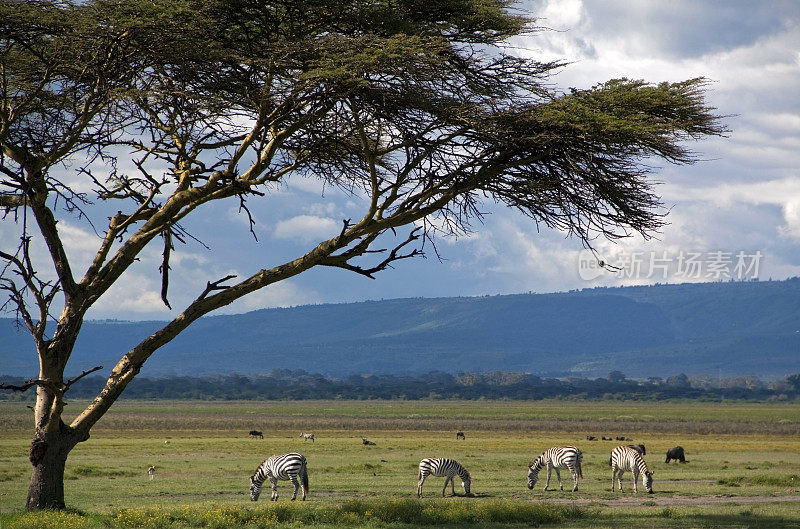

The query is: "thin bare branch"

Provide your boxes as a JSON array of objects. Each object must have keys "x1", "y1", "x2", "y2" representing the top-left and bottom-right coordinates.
[
  {"x1": 159, "y1": 229, "x2": 172, "y2": 309},
  {"x1": 195, "y1": 274, "x2": 238, "y2": 301},
  {"x1": 63, "y1": 365, "x2": 104, "y2": 391}
]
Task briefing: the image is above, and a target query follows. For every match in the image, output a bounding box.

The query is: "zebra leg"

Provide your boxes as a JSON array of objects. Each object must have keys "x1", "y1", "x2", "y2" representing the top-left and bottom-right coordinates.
[
  {"x1": 269, "y1": 477, "x2": 279, "y2": 501},
  {"x1": 632, "y1": 469, "x2": 638, "y2": 493},
  {"x1": 544, "y1": 465, "x2": 552, "y2": 490},
  {"x1": 555, "y1": 467, "x2": 563, "y2": 491},
  {"x1": 290, "y1": 475, "x2": 300, "y2": 500},
  {"x1": 442, "y1": 476, "x2": 451, "y2": 497},
  {"x1": 570, "y1": 466, "x2": 578, "y2": 492},
  {"x1": 616, "y1": 469, "x2": 625, "y2": 492},
  {"x1": 451, "y1": 476, "x2": 456, "y2": 496},
  {"x1": 417, "y1": 473, "x2": 426, "y2": 498}
]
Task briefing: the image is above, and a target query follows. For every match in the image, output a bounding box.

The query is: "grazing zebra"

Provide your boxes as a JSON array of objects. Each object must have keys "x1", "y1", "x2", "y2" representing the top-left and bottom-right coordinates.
[
  {"x1": 249, "y1": 430, "x2": 263, "y2": 439},
  {"x1": 417, "y1": 457, "x2": 472, "y2": 498},
  {"x1": 300, "y1": 432, "x2": 315, "y2": 442},
  {"x1": 456, "y1": 431, "x2": 466, "y2": 440},
  {"x1": 249, "y1": 453, "x2": 309, "y2": 501},
  {"x1": 147, "y1": 465, "x2": 156, "y2": 481},
  {"x1": 610, "y1": 445, "x2": 654, "y2": 494},
  {"x1": 527, "y1": 446, "x2": 583, "y2": 492}
]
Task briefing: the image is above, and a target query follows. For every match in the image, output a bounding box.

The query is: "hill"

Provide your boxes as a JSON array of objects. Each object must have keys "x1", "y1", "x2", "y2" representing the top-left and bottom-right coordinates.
[{"x1": 1, "y1": 279, "x2": 799, "y2": 379}]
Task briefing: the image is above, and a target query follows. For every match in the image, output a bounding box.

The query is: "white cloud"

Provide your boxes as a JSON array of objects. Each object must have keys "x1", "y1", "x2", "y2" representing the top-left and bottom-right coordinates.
[
  {"x1": 661, "y1": 177, "x2": 800, "y2": 208},
  {"x1": 273, "y1": 215, "x2": 339, "y2": 242},
  {"x1": 306, "y1": 202, "x2": 338, "y2": 217},
  {"x1": 88, "y1": 271, "x2": 169, "y2": 316},
  {"x1": 781, "y1": 199, "x2": 800, "y2": 241}
]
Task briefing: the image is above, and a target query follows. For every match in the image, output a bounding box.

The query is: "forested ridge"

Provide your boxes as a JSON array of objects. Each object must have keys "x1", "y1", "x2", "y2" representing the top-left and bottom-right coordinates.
[
  {"x1": 3, "y1": 369, "x2": 799, "y2": 401},
  {"x1": 2, "y1": 279, "x2": 798, "y2": 380}
]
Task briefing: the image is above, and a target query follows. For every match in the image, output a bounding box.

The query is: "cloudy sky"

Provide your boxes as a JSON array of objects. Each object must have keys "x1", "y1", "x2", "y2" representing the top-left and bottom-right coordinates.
[{"x1": 5, "y1": 1, "x2": 800, "y2": 321}]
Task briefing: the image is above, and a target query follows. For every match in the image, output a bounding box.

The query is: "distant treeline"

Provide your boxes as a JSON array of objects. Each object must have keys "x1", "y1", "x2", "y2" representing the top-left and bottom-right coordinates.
[{"x1": 3, "y1": 370, "x2": 800, "y2": 401}]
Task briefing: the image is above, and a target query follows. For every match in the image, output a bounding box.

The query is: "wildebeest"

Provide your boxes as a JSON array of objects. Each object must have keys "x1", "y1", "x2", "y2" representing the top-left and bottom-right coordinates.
[
  {"x1": 665, "y1": 446, "x2": 688, "y2": 463},
  {"x1": 601, "y1": 436, "x2": 613, "y2": 441},
  {"x1": 616, "y1": 436, "x2": 633, "y2": 441},
  {"x1": 456, "y1": 431, "x2": 466, "y2": 440},
  {"x1": 249, "y1": 430, "x2": 264, "y2": 439},
  {"x1": 586, "y1": 435, "x2": 598, "y2": 441},
  {"x1": 628, "y1": 444, "x2": 646, "y2": 456},
  {"x1": 362, "y1": 438, "x2": 376, "y2": 446}
]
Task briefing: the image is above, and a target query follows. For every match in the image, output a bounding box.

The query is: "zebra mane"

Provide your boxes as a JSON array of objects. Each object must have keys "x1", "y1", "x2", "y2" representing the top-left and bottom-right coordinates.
[
  {"x1": 628, "y1": 449, "x2": 651, "y2": 475},
  {"x1": 529, "y1": 453, "x2": 546, "y2": 471},
  {"x1": 638, "y1": 455, "x2": 652, "y2": 474},
  {"x1": 251, "y1": 461, "x2": 267, "y2": 485}
]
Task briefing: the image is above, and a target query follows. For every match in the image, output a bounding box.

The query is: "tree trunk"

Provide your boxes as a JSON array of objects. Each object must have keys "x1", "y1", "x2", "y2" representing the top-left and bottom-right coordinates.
[{"x1": 26, "y1": 427, "x2": 83, "y2": 510}]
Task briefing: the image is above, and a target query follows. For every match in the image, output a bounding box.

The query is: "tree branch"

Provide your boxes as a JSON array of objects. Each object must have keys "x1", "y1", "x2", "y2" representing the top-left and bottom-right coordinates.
[
  {"x1": 159, "y1": 229, "x2": 172, "y2": 309},
  {"x1": 323, "y1": 227, "x2": 423, "y2": 279},
  {"x1": 195, "y1": 274, "x2": 237, "y2": 301},
  {"x1": 0, "y1": 365, "x2": 102, "y2": 394},
  {"x1": 63, "y1": 365, "x2": 104, "y2": 392}
]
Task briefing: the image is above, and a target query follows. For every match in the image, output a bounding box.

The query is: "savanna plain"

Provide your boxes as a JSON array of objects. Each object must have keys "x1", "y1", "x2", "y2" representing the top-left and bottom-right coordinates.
[{"x1": 1, "y1": 399, "x2": 799, "y2": 528}]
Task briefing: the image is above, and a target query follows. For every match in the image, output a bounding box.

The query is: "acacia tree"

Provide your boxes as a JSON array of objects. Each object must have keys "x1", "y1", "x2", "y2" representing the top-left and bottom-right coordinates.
[{"x1": 1, "y1": 0, "x2": 725, "y2": 510}]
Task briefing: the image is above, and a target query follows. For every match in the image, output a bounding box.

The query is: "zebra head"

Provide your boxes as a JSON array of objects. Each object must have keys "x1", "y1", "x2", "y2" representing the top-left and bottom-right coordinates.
[
  {"x1": 461, "y1": 472, "x2": 472, "y2": 496},
  {"x1": 527, "y1": 457, "x2": 543, "y2": 489},
  {"x1": 643, "y1": 470, "x2": 654, "y2": 494},
  {"x1": 249, "y1": 475, "x2": 262, "y2": 501}
]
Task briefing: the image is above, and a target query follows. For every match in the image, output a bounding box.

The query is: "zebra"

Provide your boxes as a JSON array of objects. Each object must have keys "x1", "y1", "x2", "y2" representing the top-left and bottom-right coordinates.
[
  {"x1": 249, "y1": 453, "x2": 309, "y2": 501},
  {"x1": 610, "y1": 445, "x2": 654, "y2": 494},
  {"x1": 527, "y1": 446, "x2": 583, "y2": 492},
  {"x1": 147, "y1": 465, "x2": 156, "y2": 481},
  {"x1": 300, "y1": 432, "x2": 315, "y2": 442},
  {"x1": 417, "y1": 457, "x2": 472, "y2": 498},
  {"x1": 456, "y1": 431, "x2": 466, "y2": 440}
]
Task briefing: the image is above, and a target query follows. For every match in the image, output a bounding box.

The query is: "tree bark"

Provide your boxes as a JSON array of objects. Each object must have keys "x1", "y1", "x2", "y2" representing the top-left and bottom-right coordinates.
[{"x1": 26, "y1": 426, "x2": 85, "y2": 510}]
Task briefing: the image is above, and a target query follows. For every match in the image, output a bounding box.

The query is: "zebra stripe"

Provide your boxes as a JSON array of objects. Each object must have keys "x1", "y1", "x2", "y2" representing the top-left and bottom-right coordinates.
[
  {"x1": 527, "y1": 446, "x2": 583, "y2": 492},
  {"x1": 610, "y1": 445, "x2": 653, "y2": 494},
  {"x1": 250, "y1": 453, "x2": 309, "y2": 501},
  {"x1": 417, "y1": 457, "x2": 472, "y2": 497}
]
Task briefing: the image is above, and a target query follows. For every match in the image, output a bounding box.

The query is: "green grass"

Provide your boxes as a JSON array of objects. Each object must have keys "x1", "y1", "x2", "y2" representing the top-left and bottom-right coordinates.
[{"x1": 1, "y1": 400, "x2": 800, "y2": 528}]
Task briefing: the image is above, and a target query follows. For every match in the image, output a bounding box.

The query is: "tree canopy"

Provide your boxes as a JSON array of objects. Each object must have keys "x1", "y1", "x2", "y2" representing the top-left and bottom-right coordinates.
[{"x1": 1, "y1": 0, "x2": 726, "y2": 510}]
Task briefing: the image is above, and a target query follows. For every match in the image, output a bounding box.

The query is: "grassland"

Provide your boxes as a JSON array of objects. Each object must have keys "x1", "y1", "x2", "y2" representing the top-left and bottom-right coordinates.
[{"x1": 1, "y1": 399, "x2": 799, "y2": 528}]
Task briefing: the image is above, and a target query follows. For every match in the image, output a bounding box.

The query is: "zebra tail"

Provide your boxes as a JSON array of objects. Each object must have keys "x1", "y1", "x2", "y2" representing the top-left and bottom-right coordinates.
[
  {"x1": 302, "y1": 460, "x2": 309, "y2": 493},
  {"x1": 577, "y1": 457, "x2": 583, "y2": 479}
]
